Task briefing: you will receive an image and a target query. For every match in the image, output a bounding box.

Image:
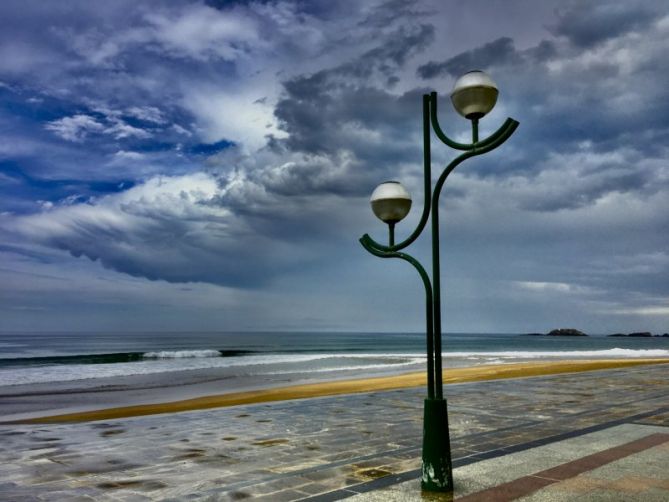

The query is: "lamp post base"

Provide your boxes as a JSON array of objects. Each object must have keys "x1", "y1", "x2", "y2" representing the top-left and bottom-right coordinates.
[{"x1": 421, "y1": 398, "x2": 454, "y2": 493}]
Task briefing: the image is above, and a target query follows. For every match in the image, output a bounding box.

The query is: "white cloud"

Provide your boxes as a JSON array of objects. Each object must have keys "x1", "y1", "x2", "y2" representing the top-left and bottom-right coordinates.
[
  {"x1": 184, "y1": 87, "x2": 284, "y2": 150},
  {"x1": 45, "y1": 114, "x2": 152, "y2": 142},
  {"x1": 139, "y1": 3, "x2": 264, "y2": 63},
  {"x1": 44, "y1": 114, "x2": 105, "y2": 142},
  {"x1": 171, "y1": 124, "x2": 192, "y2": 136},
  {"x1": 37, "y1": 200, "x2": 54, "y2": 210},
  {"x1": 606, "y1": 305, "x2": 669, "y2": 316},
  {"x1": 515, "y1": 281, "x2": 573, "y2": 293},
  {"x1": 113, "y1": 150, "x2": 145, "y2": 160},
  {"x1": 126, "y1": 106, "x2": 167, "y2": 124},
  {"x1": 106, "y1": 119, "x2": 152, "y2": 140},
  {"x1": 59, "y1": 194, "x2": 87, "y2": 206}
]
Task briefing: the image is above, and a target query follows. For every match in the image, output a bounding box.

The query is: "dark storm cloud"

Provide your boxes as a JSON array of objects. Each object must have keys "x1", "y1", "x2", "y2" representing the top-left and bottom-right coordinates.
[
  {"x1": 275, "y1": 83, "x2": 424, "y2": 157},
  {"x1": 412, "y1": 1, "x2": 669, "y2": 212},
  {"x1": 357, "y1": 0, "x2": 434, "y2": 29},
  {"x1": 7, "y1": 173, "x2": 325, "y2": 288},
  {"x1": 277, "y1": 23, "x2": 433, "y2": 150},
  {"x1": 519, "y1": 168, "x2": 652, "y2": 212},
  {"x1": 417, "y1": 37, "x2": 521, "y2": 79},
  {"x1": 269, "y1": 24, "x2": 434, "y2": 196},
  {"x1": 260, "y1": 154, "x2": 371, "y2": 197},
  {"x1": 549, "y1": 1, "x2": 657, "y2": 48}
]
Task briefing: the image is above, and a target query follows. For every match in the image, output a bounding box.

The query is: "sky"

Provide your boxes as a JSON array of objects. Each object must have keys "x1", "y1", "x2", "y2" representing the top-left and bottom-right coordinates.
[{"x1": 1, "y1": 0, "x2": 668, "y2": 334}]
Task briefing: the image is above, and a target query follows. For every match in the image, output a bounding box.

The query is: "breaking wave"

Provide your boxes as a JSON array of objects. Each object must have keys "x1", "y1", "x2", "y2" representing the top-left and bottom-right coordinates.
[{"x1": 143, "y1": 350, "x2": 223, "y2": 359}]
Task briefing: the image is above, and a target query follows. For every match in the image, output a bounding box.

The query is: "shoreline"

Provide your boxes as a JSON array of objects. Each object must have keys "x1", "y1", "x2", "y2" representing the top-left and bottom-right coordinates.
[{"x1": 10, "y1": 358, "x2": 669, "y2": 424}]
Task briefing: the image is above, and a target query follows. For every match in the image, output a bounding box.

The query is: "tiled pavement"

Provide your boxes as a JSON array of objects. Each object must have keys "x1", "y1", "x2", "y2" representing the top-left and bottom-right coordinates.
[
  {"x1": 0, "y1": 364, "x2": 667, "y2": 501},
  {"x1": 351, "y1": 425, "x2": 669, "y2": 501}
]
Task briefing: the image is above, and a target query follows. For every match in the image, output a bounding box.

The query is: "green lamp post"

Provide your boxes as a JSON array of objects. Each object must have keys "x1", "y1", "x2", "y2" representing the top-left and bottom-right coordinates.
[{"x1": 360, "y1": 70, "x2": 519, "y2": 493}]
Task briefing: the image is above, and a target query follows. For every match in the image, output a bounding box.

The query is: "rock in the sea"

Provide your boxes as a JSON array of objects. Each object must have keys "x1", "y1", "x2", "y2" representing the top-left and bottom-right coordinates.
[
  {"x1": 547, "y1": 328, "x2": 587, "y2": 337},
  {"x1": 607, "y1": 333, "x2": 627, "y2": 337},
  {"x1": 628, "y1": 332, "x2": 652, "y2": 337}
]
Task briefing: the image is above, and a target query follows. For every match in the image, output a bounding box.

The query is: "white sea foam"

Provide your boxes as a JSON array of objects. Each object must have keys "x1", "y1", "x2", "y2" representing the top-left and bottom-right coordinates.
[
  {"x1": 445, "y1": 348, "x2": 669, "y2": 358},
  {"x1": 143, "y1": 350, "x2": 222, "y2": 359},
  {"x1": 1, "y1": 348, "x2": 667, "y2": 387},
  {"x1": 261, "y1": 357, "x2": 425, "y2": 375},
  {"x1": 0, "y1": 353, "x2": 408, "y2": 386}
]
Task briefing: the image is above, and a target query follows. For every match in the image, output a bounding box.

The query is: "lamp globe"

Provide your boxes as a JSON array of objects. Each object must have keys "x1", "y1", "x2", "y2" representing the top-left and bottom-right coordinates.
[
  {"x1": 370, "y1": 181, "x2": 412, "y2": 224},
  {"x1": 450, "y1": 70, "x2": 498, "y2": 120}
]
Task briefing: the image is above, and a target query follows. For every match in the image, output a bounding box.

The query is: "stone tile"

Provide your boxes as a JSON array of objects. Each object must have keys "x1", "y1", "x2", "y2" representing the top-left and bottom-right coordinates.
[{"x1": 251, "y1": 489, "x2": 309, "y2": 501}]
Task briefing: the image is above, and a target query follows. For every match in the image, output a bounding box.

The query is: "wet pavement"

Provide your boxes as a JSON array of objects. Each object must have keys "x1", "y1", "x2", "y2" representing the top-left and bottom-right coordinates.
[
  {"x1": 351, "y1": 424, "x2": 669, "y2": 501},
  {"x1": 0, "y1": 363, "x2": 667, "y2": 501}
]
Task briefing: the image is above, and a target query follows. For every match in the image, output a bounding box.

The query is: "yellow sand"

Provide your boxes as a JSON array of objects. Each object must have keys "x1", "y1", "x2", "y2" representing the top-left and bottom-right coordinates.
[{"x1": 16, "y1": 358, "x2": 669, "y2": 424}]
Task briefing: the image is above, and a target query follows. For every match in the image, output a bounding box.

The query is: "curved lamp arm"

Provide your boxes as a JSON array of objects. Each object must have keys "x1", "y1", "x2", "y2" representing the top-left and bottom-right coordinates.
[
  {"x1": 429, "y1": 91, "x2": 475, "y2": 151},
  {"x1": 361, "y1": 94, "x2": 519, "y2": 253},
  {"x1": 359, "y1": 237, "x2": 436, "y2": 399},
  {"x1": 432, "y1": 118, "x2": 519, "y2": 203},
  {"x1": 429, "y1": 92, "x2": 519, "y2": 152}
]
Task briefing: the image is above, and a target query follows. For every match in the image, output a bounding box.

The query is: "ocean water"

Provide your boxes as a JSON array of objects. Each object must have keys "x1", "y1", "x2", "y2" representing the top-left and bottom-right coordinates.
[{"x1": 1, "y1": 331, "x2": 668, "y2": 388}]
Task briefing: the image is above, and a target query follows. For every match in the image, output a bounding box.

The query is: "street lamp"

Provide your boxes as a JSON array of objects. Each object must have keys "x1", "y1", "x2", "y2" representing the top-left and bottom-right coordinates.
[
  {"x1": 370, "y1": 181, "x2": 412, "y2": 246},
  {"x1": 360, "y1": 70, "x2": 518, "y2": 493}
]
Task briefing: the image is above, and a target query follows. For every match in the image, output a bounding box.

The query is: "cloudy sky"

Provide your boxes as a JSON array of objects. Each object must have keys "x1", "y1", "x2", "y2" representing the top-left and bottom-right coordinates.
[{"x1": 1, "y1": 0, "x2": 668, "y2": 334}]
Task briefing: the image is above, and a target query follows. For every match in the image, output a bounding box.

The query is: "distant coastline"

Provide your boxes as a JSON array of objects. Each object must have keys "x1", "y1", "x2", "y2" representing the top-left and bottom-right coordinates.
[
  {"x1": 607, "y1": 332, "x2": 669, "y2": 338},
  {"x1": 522, "y1": 328, "x2": 587, "y2": 337},
  {"x1": 522, "y1": 329, "x2": 669, "y2": 337}
]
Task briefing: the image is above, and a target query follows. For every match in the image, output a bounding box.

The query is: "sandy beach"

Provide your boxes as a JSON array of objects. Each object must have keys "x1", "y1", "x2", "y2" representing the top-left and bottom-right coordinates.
[{"x1": 13, "y1": 358, "x2": 669, "y2": 424}]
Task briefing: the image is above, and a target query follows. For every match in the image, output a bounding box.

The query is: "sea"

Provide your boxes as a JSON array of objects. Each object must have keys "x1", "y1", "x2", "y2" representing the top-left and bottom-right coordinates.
[{"x1": 1, "y1": 331, "x2": 668, "y2": 388}]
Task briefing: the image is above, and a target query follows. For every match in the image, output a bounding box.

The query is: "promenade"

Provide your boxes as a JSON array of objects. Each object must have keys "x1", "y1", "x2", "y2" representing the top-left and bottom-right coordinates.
[{"x1": 1, "y1": 363, "x2": 667, "y2": 501}]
